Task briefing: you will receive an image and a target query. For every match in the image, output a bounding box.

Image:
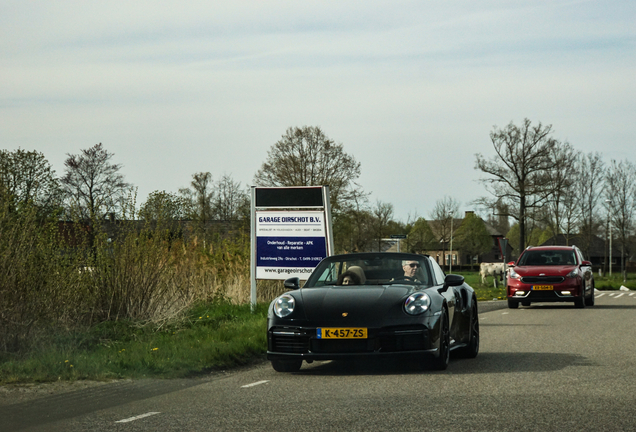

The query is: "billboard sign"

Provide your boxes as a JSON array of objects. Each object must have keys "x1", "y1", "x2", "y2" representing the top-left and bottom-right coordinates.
[{"x1": 255, "y1": 211, "x2": 327, "y2": 280}]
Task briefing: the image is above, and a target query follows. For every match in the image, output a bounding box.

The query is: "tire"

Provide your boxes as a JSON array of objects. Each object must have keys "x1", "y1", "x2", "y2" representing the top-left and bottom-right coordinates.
[
  {"x1": 574, "y1": 296, "x2": 585, "y2": 308},
  {"x1": 456, "y1": 301, "x2": 479, "y2": 359},
  {"x1": 507, "y1": 299, "x2": 519, "y2": 309},
  {"x1": 585, "y1": 283, "x2": 595, "y2": 307},
  {"x1": 431, "y1": 308, "x2": 450, "y2": 370},
  {"x1": 271, "y1": 359, "x2": 302, "y2": 372},
  {"x1": 521, "y1": 301, "x2": 531, "y2": 307}
]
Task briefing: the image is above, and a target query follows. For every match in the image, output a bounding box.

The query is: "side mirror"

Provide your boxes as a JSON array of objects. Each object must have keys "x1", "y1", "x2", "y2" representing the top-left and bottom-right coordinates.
[
  {"x1": 284, "y1": 277, "x2": 301, "y2": 290},
  {"x1": 581, "y1": 260, "x2": 592, "y2": 266},
  {"x1": 507, "y1": 261, "x2": 516, "y2": 267},
  {"x1": 439, "y1": 274, "x2": 464, "y2": 293}
]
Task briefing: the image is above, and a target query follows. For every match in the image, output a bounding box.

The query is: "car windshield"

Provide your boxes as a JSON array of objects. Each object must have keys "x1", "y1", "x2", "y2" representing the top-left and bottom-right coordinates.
[
  {"x1": 304, "y1": 253, "x2": 433, "y2": 288},
  {"x1": 518, "y1": 250, "x2": 577, "y2": 266}
]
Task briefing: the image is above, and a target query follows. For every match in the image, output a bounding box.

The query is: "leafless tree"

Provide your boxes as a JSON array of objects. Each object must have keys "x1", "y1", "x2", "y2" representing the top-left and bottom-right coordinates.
[
  {"x1": 576, "y1": 152, "x2": 605, "y2": 257},
  {"x1": 253, "y1": 126, "x2": 361, "y2": 213},
  {"x1": 605, "y1": 159, "x2": 636, "y2": 280},
  {"x1": 371, "y1": 200, "x2": 394, "y2": 251},
  {"x1": 475, "y1": 119, "x2": 560, "y2": 251},
  {"x1": 542, "y1": 142, "x2": 578, "y2": 242},
  {"x1": 430, "y1": 196, "x2": 460, "y2": 267},
  {"x1": 213, "y1": 174, "x2": 249, "y2": 221},
  {"x1": 61, "y1": 143, "x2": 130, "y2": 221}
]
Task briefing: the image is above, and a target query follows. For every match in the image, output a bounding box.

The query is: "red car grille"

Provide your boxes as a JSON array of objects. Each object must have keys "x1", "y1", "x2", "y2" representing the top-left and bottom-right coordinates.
[{"x1": 521, "y1": 276, "x2": 565, "y2": 284}]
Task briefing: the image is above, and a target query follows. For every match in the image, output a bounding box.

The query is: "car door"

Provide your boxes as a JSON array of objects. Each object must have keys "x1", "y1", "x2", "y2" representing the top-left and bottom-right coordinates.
[{"x1": 428, "y1": 257, "x2": 456, "y2": 325}]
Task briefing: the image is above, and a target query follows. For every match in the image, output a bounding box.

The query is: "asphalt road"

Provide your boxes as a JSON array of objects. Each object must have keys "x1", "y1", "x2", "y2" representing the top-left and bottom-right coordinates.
[{"x1": 3, "y1": 292, "x2": 636, "y2": 432}]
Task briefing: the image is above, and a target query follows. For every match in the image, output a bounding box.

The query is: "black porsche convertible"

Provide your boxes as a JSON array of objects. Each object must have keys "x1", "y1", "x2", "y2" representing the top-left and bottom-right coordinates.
[{"x1": 267, "y1": 252, "x2": 479, "y2": 372}]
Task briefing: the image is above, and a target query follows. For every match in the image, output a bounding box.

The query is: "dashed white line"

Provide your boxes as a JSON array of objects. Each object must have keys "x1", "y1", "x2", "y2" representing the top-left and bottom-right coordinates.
[
  {"x1": 115, "y1": 412, "x2": 160, "y2": 423},
  {"x1": 241, "y1": 380, "x2": 269, "y2": 388},
  {"x1": 615, "y1": 293, "x2": 625, "y2": 298}
]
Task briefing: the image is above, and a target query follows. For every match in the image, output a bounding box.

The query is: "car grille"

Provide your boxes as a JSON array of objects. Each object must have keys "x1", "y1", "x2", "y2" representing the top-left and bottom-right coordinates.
[
  {"x1": 270, "y1": 331, "x2": 310, "y2": 353},
  {"x1": 521, "y1": 276, "x2": 565, "y2": 284}
]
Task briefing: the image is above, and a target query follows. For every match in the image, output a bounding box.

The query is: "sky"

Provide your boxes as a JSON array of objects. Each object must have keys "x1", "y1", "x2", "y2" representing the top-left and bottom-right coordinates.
[{"x1": 2, "y1": 0, "x2": 635, "y2": 222}]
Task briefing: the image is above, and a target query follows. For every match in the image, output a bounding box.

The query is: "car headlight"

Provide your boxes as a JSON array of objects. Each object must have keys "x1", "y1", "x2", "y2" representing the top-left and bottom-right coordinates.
[
  {"x1": 509, "y1": 269, "x2": 520, "y2": 280},
  {"x1": 274, "y1": 294, "x2": 296, "y2": 318},
  {"x1": 404, "y1": 292, "x2": 431, "y2": 315},
  {"x1": 566, "y1": 268, "x2": 580, "y2": 278}
]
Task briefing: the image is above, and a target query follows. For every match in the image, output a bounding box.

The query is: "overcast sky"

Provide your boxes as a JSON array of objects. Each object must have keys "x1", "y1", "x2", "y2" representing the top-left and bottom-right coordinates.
[{"x1": 2, "y1": 0, "x2": 635, "y2": 221}]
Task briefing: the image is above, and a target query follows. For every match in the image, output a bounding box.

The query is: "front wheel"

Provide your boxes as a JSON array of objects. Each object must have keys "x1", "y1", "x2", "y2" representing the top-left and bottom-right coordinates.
[
  {"x1": 271, "y1": 359, "x2": 302, "y2": 372},
  {"x1": 430, "y1": 308, "x2": 450, "y2": 370},
  {"x1": 456, "y1": 301, "x2": 479, "y2": 359},
  {"x1": 507, "y1": 299, "x2": 519, "y2": 309},
  {"x1": 585, "y1": 283, "x2": 595, "y2": 307}
]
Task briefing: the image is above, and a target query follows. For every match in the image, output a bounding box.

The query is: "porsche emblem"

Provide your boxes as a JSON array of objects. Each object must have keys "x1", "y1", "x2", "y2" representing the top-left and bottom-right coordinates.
[{"x1": 342, "y1": 312, "x2": 349, "y2": 317}]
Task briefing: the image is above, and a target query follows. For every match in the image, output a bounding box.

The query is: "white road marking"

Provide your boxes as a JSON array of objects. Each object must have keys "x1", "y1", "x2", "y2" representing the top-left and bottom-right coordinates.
[
  {"x1": 630, "y1": 293, "x2": 635, "y2": 296},
  {"x1": 502, "y1": 312, "x2": 509, "y2": 315},
  {"x1": 115, "y1": 412, "x2": 160, "y2": 423},
  {"x1": 241, "y1": 380, "x2": 269, "y2": 388},
  {"x1": 615, "y1": 293, "x2": 625, "y2": 298},
  {"x1": 596, "y1": 293, "x2": 606, "y2": 297}
]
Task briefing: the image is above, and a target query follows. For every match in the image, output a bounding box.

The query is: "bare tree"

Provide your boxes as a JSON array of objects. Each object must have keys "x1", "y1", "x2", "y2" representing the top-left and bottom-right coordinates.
[
  {"x1": 576, "y1": 152, "x2": 605, "y2": 257},
  {"x1": 371, "y1": 200, "x2": 394, "y2": 251},
  {"x1": 61, "y1": 143, "x2": 130, "y2": 221},
  {"x1": 213, "y1": 174, "x2": 249, "y2": 221},
  {"x1": 430, "y1": 196, "x2": 460, "y2": 268},
  {"x1": 253, "y1": 126, "x2": 361, "y2": 212},
  {"x1": 475, "y1": 119, "x2": 560, "y2": 251},
  {"x1": 542, "y1": 142, "x2": 578, "y2": 241},
  {"x1": 605, "y1": 159, "x2": 636, "y2": 280}
]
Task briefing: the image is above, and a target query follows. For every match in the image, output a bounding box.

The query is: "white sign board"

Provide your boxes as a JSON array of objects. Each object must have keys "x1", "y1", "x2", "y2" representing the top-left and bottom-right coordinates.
[{"x1": 255, "y1": 210, "x2": 327, "y2": 280}]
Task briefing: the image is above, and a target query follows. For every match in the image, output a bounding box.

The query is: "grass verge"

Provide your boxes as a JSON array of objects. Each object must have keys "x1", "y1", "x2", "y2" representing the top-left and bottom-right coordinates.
[{"x1": 0, "y1": 302, "x2": 268, "y2": 384}]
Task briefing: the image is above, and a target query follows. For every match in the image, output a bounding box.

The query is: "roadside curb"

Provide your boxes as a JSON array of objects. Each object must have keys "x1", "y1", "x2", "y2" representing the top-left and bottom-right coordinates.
[{"x1": 477, "y1": 299, "x2": 508, "y2": 314}]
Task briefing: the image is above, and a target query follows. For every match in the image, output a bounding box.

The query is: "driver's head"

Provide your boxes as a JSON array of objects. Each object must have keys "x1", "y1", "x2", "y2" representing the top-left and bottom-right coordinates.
[{"x1": 402, "y1": 260, "x2": 420, "y2": 277}]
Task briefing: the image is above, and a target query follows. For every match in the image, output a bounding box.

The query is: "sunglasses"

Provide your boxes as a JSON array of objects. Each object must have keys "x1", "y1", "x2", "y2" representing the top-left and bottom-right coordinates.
[{"x1": 407, "y1": 263, "x2": 420, "y2": 268}]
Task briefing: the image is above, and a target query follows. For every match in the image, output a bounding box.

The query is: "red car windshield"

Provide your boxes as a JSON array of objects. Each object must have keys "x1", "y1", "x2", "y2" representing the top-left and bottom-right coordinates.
[{"x1": 518, "y1": 250, "x2": 577, "y2": 266}]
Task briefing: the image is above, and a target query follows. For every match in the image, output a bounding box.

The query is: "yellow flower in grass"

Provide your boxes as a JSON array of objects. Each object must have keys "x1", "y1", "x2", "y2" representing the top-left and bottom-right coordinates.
[{"x1": 152, "y1": 347, "x2": 159, "y2": 351}]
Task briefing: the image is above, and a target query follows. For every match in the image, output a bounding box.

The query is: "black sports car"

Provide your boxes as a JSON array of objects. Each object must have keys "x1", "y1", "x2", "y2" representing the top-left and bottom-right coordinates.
[{"x1": 267, "y1": 252, "x2": 479, "y2": 372}]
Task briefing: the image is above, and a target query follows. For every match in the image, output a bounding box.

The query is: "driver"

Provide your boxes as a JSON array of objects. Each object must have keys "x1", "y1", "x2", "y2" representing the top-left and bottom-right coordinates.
[{"x1": 402, "y1": 260, "x2": 421, "y2": 281}]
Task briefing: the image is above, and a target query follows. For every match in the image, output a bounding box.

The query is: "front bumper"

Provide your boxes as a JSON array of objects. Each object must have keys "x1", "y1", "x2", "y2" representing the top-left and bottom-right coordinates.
[
  {"x1": 507, "y1": 278, "x2": 583, "y2": 303},
  {"x1": 267, "y1": 324, "x2": 437, "y2": 361}
]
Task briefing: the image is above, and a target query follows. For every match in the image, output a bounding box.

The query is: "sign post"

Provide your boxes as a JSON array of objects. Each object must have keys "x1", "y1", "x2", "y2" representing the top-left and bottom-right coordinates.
[{"x1": 250, "y1": 186, "x2": 333, "y2": 309}]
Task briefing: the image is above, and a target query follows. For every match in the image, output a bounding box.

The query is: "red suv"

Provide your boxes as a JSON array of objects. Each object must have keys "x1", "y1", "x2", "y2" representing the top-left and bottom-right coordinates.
[{"x1": 507, "y1": 245, "x2": 595, "y2": 309}]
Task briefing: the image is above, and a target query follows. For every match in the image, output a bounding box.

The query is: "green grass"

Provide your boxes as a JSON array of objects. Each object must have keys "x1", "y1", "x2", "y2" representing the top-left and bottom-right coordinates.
[
  {"x1": 0, "y1": 302, "x2": 269, "y2": 384},
  {"x1": 455, "y1": 271, "x2": 507, "y2": 301}
]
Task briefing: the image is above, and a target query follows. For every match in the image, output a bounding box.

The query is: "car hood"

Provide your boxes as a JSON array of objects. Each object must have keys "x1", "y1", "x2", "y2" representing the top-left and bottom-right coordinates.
[
  {"x1": 299, "y1": 285, "x2": 412, "y2": 323},
  {"x1": 513, "y1": 265, "x2": 577, "y2": 276}
]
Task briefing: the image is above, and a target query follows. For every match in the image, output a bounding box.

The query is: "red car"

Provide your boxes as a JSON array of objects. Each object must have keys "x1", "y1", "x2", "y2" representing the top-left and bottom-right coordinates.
[{"x1": 506, "y1": 245, "x2": 595, "y2": 309}]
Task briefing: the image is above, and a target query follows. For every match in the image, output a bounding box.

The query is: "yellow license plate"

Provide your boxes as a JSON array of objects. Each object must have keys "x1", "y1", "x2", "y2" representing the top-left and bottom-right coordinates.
[
  {"x1": 317, "y1": 328, "x2": 367, "y2": 339},
  {"x1": 533, "y1": 285, "x2": 553, "y2": 290}
]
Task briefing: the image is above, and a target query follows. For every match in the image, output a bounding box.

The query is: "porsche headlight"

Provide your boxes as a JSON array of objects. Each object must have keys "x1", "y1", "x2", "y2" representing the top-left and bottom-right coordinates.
[
  {"x1": 404, "y1": 292, "x2": 431, "y2": 315},
  {"x1": 566, "y1": 268, "x2": 580, "y2": 278},
  {"x1": 274, "y1": 294, "x2": 296, "y2": 318}
]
